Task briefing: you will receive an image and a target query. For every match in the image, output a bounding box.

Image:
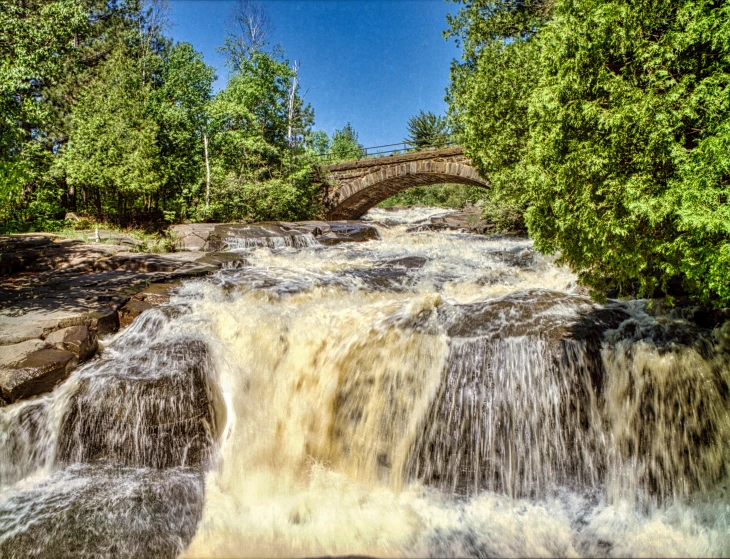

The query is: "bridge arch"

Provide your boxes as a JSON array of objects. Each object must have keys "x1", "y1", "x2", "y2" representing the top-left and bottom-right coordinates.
[{"x1": 324, "y1": 147, "x2": 489, "y2": 220}]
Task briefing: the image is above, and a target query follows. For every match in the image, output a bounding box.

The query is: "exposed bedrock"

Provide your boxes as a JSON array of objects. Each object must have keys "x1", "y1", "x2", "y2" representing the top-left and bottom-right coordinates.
[
  {"x1": 0, "y1": 234, "x2": 234, "y2": 405},
  {"x1": 58, "y1": 334, "x2": 221, "y2": 469},
  {"x1": 410, "y1": 289, "x2": 730, "y2": 503},
  {"x1": 171, "y1": 220, "x2": 381, "y2": 251}
]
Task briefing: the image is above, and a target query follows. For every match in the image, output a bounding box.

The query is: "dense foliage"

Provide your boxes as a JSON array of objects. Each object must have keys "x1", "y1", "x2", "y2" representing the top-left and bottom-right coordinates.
[
  {"x1": 377, "y1": 184, "x2": 485, "y2": 209},
  {"x1": 0, "y1": 0, "x2": 88, "y2": 230},
  {"x1": 448, "y1": 0, "x2": 730, "y2": 306},
  {"x1": 0, "y1": 0, "x2": 332, "y2": 231},
  {"x1": 405, "y1": 110, "x2": 451, "y2": 148}
]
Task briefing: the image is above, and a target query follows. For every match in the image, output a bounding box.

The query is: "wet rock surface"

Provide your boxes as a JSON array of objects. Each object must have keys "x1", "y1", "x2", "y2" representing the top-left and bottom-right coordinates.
[
  {"x1": 172, "y1": 220, "x2": 380, "y2": 251},
  {"x1": 412, "y1": 290, "x2": 631, "y2": 497},
  {"x1": 441, "y1": 289, "x2": 629, "y2": 341},
  {"x1": 0, "y1": 464, "x2": 205, "y2": 559},
  {"x1": 399, "y1": 207, "x2": 492, "y2": 234},
  {"x1": 59, "y1": 337, "x2": 218, "y2": 469},
  {"x1": 381, "y1": 256, "x2": 429, "y2": 269}
]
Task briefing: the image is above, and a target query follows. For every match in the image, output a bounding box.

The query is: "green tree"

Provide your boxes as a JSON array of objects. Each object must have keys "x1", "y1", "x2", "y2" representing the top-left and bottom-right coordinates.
[
  {"x1": 60, "y1": 49, "x2": 163, "y2": 224},
  {"x1": 0, "y1": 0, "x2": 88, "y2": 229},
  {"x1": 305, "y1": 130, "x2": 331, "y2": 155},
  {"x1": 526, "y1": 0, "x2": 730, "y2": 304},
  {"x1": 152, "y1": 42, "x2": 216, "y2": 221},
  {"x1": 449, "y1": 0, "x2": 730, "y2": 305},
  {"x1": 330, "y1": 123, "x2": 363, "y2": 161},
  {"x1": 207, "y1": 50, "x2": 318, "y2": 221},
  {"x1": 446, "y1": 0, "x2": 550, "y2": 233},
  {"x1": 405, "y1": 110, "x2": 450, "y2": 148}
]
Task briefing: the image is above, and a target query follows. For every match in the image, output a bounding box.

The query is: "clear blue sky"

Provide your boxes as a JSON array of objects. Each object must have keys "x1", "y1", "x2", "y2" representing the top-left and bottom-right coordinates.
[{"x1": 167, "y1": 0, "x2": 461, "y2": 147}]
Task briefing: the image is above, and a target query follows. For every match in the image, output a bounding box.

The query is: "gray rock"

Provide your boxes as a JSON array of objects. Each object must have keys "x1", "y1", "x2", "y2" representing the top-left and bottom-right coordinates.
[
  {"x1": 118, "y1": 299, "x2": 155, "y2": 329},
  {"x1": 170, "y1": 224, "x2": 216, "y2": 251},
  {"x1": 382, "y1": 256, "x2": 428, "y2": 269},
  {"x1": 325, "y1": 222, "x2": 381, "y2": 243},
  {"x1": 45, "y1": 325, "x2": 97, "y2": 361},
  {"x1": 0, "y1": 339, "x2": 49, "y2": 367},
  {"x1": 0, "y1": 348, "x2": 77, "y2": 404}
]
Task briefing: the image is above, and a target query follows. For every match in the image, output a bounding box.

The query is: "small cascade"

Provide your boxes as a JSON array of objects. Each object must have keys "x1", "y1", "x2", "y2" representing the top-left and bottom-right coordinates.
[
  {"x1": 225, "y1": 232, "x2": 318, "y2": 250},
  {"x1": 0, "y1": 307, "x2": 223, "y2": 558},
  {"x1": 0, "y1": 384, "x2": 72, "y2": 486},
  {"x1": 602, "y1": 315, "x2": 730, "y2": 506},
  {"x1": 363, "y1": 206, "x2": 457, "y2": 226},
  {"x1": 409, "y1": 336, "x2": 606, "y2": 498},
  {"x1": 409, "y1": 293, "x2": 730, "y2": 510}
]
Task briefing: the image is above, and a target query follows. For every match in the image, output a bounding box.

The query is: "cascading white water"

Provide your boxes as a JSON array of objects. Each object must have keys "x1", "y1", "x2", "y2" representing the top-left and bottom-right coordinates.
[
  {"x1": 225, "y1": 232, "x2": 319, "y2": 250},
  {"x1": 1, "y1": 207, "x2": 729, "y2": 558}
]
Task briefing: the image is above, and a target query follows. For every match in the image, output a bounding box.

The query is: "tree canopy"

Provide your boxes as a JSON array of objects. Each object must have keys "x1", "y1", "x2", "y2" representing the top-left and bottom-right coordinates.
[
  {"x1": 448, "y1": 0, "x2": 730, "y2": 306},
  {"x1": 330, "y1": 123, "x2": 364, "y2": 161},
  {"x1": 405, "y1": 110, "x2": 451, "y2": 148},
  {"x1": 0, "y1": 0, "x2": 330, "y2": 230}
]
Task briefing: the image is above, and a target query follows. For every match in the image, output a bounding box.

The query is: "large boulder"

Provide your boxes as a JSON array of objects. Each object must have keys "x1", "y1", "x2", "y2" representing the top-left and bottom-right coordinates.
[
  {"x1": 117, "y1": 281, "x2": 181, "y2": 328},
  {"x1": 409, "y1": 289, "x2": 630, "y2": 498},
  {"x1": 316, "y1": 221, "x2": 381, "y2": 245},
  {"x1": 58, "y1": 337, "x2": 220, "y2": 469}
]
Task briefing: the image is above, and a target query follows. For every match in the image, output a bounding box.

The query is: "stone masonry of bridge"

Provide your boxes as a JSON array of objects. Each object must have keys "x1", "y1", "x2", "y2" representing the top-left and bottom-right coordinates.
[{"x1": 323, "y1": 146, "x2": 489, "y2": 220}]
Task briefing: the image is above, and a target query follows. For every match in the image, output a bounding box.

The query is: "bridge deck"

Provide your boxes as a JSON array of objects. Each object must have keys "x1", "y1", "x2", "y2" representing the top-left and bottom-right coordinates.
[{"x1": 324, "y1": 146, "x2": 464, "y2": 172}]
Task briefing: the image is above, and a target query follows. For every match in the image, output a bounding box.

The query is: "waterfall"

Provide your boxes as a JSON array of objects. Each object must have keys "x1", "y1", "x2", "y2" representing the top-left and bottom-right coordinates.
[
  {"x1": 1, "y1": 208, "x2": 729, "y2": 558},
  {"x1": 225, "y1": 232, "x2": 319, "y2": 250}
]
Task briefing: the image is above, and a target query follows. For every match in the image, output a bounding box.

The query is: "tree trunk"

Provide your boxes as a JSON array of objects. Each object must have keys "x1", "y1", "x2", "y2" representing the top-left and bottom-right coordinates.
[
  {"x1": 204, "y1": 134, "x2": 211, "y2": 209},
  {"x1": 67, "y1": 180, "x2": 76, "y2": 213},
  {"x1": 287, "y1": 61, "x2": 299, "y2": 147},
  {"x1": 95, "y1": 187, "x2": 102, "y2": 220}
]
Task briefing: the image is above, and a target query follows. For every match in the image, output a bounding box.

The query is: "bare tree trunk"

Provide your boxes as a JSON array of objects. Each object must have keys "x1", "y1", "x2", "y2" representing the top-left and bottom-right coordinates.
[
  {"x1": 287, "y1": 61, "x2": 299, "y2": 148},
  {"x1": 204, "y1": 134, "x2": 211, "y2": 209}
]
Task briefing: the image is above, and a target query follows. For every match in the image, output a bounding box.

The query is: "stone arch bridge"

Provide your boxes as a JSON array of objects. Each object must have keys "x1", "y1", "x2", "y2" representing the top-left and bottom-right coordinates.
[{"x1": 322, "y1": 146, "x2": 488, "y2": 220}]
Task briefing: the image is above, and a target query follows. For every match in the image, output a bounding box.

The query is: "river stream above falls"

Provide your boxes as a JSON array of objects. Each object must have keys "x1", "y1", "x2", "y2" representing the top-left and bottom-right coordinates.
[{"x1": 1, "y1": 206, "x2": 729, "y2": 558}]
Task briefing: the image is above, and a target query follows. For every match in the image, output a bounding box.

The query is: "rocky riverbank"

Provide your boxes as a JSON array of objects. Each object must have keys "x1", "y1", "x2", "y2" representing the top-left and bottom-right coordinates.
[{"x1": 0, "y1": 221, "x2": 380, "y2": 405}]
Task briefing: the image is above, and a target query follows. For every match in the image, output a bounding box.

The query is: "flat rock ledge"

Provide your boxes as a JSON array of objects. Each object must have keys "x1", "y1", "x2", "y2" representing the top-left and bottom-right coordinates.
[
  {"x1": 1, "y1": 224, "x2": 380, "y2": 405},
  {"x1": 0, "y1": 235, "x2": 215, "y2": 405}
]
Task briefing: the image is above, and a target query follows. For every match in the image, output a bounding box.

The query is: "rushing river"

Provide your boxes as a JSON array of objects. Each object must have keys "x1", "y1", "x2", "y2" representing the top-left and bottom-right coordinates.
[{"x1": 2, "y1": 207, "x2": 730, "y2": 558}]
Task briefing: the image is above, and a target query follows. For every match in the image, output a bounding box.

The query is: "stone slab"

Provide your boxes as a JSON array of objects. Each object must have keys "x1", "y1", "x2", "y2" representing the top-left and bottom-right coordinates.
[
  {"x1": 0, "y1": 339, "x2": 49, "y2": 367},
  {"x1": 0, "y1": 348, "x2": 77, "y2": 403},
  {"x1": 45, "y1": 325, "x2": 97, "y2": 361}
]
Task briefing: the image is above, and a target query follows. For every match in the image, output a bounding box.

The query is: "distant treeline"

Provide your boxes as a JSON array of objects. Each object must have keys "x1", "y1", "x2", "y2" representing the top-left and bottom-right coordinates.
[{"x1": 448, "y1": 0, "x2": 730, "y2": 306}]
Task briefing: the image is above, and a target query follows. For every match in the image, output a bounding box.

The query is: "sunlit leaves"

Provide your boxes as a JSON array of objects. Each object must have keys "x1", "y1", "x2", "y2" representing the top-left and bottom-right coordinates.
[{"x1": 450, "y1": 0, "x2": 730, "y2": 306}]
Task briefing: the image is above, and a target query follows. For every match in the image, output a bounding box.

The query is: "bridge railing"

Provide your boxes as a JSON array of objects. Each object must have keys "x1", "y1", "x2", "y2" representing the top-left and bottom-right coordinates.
[{"x1": 314, "y1": 140, "x2": 456, "y2": 164}]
